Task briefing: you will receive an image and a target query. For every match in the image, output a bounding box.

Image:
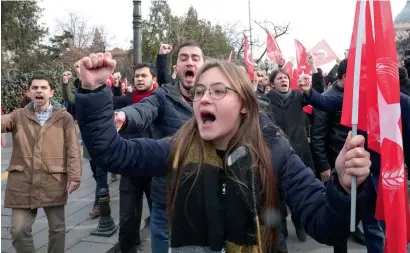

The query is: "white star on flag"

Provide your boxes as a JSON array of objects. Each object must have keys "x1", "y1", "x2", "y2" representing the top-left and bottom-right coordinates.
[{"x1": 377, "y1": 87, "x2": 403, "y2": 148}]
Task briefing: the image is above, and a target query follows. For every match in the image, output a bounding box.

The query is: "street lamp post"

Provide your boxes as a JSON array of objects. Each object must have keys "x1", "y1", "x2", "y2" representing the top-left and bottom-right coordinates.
[{"x1": 133, "y1": 0, "x2": 142, "y2": 66}]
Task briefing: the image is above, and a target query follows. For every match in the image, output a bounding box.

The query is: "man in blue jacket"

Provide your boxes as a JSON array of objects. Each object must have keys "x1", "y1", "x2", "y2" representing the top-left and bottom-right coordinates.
[
  {"x1": 113, "y1": 42, "x2": 204, "y2": 253},
  {"x1": 300, "y1": 59, "x2": 410, "y2": 253}
]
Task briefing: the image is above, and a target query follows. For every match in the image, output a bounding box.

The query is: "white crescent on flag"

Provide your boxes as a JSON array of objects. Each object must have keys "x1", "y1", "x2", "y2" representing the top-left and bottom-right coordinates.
[{"x1": 315, "y1": 49, "x2": 329, "y2": 59}]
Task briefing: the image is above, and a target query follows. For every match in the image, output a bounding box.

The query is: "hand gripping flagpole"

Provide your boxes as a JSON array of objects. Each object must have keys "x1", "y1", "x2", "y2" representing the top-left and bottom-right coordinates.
[{"x1": 350, "y1": 0, "x2": 367, "y2": 232}]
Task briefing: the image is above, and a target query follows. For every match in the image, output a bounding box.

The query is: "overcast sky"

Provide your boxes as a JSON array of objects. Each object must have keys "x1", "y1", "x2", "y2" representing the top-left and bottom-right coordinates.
[{"x1": 38, "y1": 0, "x2": 406, "y2": 64}]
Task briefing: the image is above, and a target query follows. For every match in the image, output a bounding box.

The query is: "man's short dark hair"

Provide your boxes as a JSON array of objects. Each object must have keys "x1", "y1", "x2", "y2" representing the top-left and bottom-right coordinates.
[
  {"x1": 399, "y1": 67, "x2": 408, "y2": 80},
  {"x1": 28, "y1": 75, "x2": 54, "y2": 90},
  {"x1": 337, "y1": 59, "x2": 348, "y2": 80},
  {"x1": 134, "y1": 63, "x2": 157, "y2": 78},
  {"x1": 231, "y1": 59, "x2": 248, "y2": 72},
  {"x1": 176, "y1": 42, "x2": 203, "y2": 57}
]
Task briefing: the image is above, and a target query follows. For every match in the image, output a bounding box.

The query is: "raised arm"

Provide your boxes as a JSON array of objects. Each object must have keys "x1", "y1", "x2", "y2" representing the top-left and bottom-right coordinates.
[
  {"x1": 156, "y1": 44, "x2": 174, "y2": 86},
  {"x1": 62, "y1": 72, "x2": 77, "y2": 104},
  {"x1": 118, "y1": 88, "x2": 164, "y2": 133},
  {"x1": 304, "y1": 88, "x2": 343, "y2": 111},
  {"x1": 76, "y1": 85, "x2": 169, "y2": 177}
]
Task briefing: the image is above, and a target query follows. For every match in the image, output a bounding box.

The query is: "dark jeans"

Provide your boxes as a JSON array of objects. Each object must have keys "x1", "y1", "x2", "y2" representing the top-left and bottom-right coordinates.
[
  {"x1": 119, "y1": 176, "x2": 152, "y2": 253},
  {"x1": 150, "y1": 201, "x2": 169, "y2": 253},
  {"x1": 89, "y1": 160, "x2": 108, "y2": 206},
  {"x1": 333, "y1": 178, "x2": 385, "y2": 253},
  {"x1": 362, "y1": 179, "x2": 385, "y2": 253}
]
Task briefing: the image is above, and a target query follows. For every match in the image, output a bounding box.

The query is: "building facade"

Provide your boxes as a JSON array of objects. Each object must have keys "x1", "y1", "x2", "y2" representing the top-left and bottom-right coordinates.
[{"x1": 395, "y1": 0, "x2": 410, "y2": 40}]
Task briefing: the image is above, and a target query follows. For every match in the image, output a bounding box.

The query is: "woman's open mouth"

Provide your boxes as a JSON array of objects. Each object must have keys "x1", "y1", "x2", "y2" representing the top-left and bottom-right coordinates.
[{"x1": 200, "y1": 111, "x2": 216, "y2": 127}]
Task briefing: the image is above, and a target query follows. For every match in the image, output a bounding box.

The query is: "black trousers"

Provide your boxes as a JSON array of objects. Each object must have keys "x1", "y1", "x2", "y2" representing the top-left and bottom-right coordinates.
[{"x1": 119, "y1": 176, "x2": 152, "y2": 253}]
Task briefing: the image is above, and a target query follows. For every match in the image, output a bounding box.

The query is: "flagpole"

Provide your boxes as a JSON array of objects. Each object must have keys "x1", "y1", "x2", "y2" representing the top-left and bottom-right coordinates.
[
  {"x1": 248, "y1": 0, "x2": 253, "y2": 58},
  {"x1": 350, "y1": 0, "x2": 367, "y2": 232}
]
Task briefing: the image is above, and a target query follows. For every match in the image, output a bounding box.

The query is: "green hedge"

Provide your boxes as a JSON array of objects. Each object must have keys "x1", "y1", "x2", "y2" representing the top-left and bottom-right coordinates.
[{"x1": 1, "y1": 67, "x2": 66, "y2": 114}]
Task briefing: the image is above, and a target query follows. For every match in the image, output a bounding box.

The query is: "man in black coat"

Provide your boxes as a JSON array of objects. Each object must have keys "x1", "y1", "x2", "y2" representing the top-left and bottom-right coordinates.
[{"x1": 310, "y1": 60, "x2": 366, "y2": 253}]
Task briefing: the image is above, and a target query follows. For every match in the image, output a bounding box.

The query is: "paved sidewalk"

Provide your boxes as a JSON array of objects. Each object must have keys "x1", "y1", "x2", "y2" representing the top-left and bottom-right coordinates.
[{"x1": 1, "y1": 133, "x2": 150, "y2": 253}]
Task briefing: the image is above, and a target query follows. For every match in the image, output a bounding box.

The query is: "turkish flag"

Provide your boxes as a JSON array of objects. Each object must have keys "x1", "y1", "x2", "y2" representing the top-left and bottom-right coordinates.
[
  {"x1": 294, "y1": 39, "x2": 311, "y2": 76},
  {"x1": 243, "y1": 36, "x2": 255, "y2": 80},
  {"x1": 341, "y1": 1, "x2": 409, "y2": 252},
  {"x1": 281, "y1": 61, "x2": 312, "y2": 114},
  {"x1": 340, "y1": 0, "x2": 370, "y2": 133},
  {"x1": 372, "y1": 0, "x2": 410, "y2": 252},
  {"x1": 294, "y1": 39, "x2": 313, "y2": 114},
  {"x1": 282, "y1": 61, "x2": 298, "y2": 90},
  {"x1": 266, "y1": 32, "x2": 283, "y2": 65},
  {"x1": 309, "y1": 39, "x2": 338, "y2": 67}
]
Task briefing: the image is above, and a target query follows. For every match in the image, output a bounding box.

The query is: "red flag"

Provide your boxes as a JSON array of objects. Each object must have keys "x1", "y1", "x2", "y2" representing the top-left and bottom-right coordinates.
[
  {"x1": 294, "y1": 39, "x2": 313, "y2": 114},
  {"x1": 340, "y1": 0, "x2": 369, "y2": 132},
  {"x1": 294, "y1": 39, "x2": 311, "y2": 76},
  {"x1": 372, "y1": 0, "x2": 409, "y2": 252},
  {"x1": 309, "y1": 39, "x2": 338, "y2": 67},
  {"x1": 266, "y1": 32, "x2": 283, "y2": 65},
  {"x1": 281, "y1": 61, "x2": 312, "y2": 114},
  {"x1": 243, "y1": 36, "x2": 255, "y2": 80},
  {"x1": 282, "y1": 61, "x2": 298, "y2": 90},
  {"x1": 121, "y1": 79, "x2": 127, "y2": 95},
  {"x1": 227, "y1": 51, "x2": 232, "y2": 62},
  {"x1": 106, "y1": 75, "x2": 113, "y2": 87}
]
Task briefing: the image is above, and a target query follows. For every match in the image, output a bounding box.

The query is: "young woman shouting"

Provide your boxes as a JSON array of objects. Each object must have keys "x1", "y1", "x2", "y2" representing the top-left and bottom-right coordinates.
[{"x1": 75, "y1": 52, "x2": 371, "y2": 253}]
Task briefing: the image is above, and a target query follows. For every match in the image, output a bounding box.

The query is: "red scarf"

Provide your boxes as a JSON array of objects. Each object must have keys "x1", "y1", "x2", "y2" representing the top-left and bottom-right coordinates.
[{"x1": 132, "y1": 83, "x2": 158, "y2": 104}]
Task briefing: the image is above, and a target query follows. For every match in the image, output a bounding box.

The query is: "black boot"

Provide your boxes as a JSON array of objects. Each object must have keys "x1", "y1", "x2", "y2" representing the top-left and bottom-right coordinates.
[
  {"x1": 352, "y1": 226, "x2": 365, "y2": 245},
  {"x1": 291, "y1": 216, "x2": 307, "y2": 242}
]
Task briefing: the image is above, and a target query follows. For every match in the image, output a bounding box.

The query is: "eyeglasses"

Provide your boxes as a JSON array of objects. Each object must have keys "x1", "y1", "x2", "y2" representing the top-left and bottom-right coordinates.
[{"x1": 189, "y1": 83, "x2": 237, "y2": 102}]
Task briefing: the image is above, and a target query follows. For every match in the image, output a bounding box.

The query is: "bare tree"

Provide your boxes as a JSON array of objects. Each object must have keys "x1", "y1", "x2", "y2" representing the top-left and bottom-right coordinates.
[
  {"x1": 55, "y1": 12, "x2": 93, "y2": 49},
  {"x1": 97, "y1": 25, "x2": 115, "y2": 51},
  {"x1": 228, "y1": 19, "x2": 290, "y2": 64}
]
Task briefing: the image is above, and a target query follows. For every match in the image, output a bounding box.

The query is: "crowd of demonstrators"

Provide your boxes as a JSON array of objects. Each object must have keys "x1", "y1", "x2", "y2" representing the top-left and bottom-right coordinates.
[
  {"x1": 74, "y1": 44, "x2": 372, "y2": 253},
  {"x1": 298, "y1": 59, "x2": 410, "y2": 253},
  {"x1": 3, "y1": 35, "x2": 409, "y2": 253}
]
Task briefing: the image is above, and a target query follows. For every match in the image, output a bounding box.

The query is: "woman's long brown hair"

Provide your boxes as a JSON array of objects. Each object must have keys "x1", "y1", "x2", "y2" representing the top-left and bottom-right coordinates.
[{"x1": 167, "y1": 60, "x2": 278, "y2": 251}]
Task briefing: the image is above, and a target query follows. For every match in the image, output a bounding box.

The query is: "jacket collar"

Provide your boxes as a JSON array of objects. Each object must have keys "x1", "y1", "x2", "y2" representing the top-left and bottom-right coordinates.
[
  {"x1": 332, "y1": 81, "x2": 344, "y2": 93},
  {"x1": 26, "y1": 98, "x2": 65, "y2": 113},
  {"x1": 163, "y1": 81, "x2": 192, "y2": 110}
]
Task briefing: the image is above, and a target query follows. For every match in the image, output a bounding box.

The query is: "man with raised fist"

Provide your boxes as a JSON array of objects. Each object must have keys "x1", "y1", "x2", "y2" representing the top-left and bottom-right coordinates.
[{"x1": 76, "y1": 44, "x2": 203, "y2": 253}]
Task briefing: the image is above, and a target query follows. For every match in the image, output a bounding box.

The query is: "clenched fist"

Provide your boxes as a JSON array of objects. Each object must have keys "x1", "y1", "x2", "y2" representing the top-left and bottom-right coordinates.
[
  {"x1": 298, "y1": 74, "x2": 311, "y2": 94},
  {"x1": 63, "y1": 71, "x2": 72, "y2": 84},
  {"x1": 78, "y1": 52, "x2": 116, "y2": 90},
  {"x1": 335, "y1": 132, "x2": 371, "y2": 193},
  {"x1": 114, "y1": 111, "x2": 126, "y2": 132},
  {"x1": 159, "y1": 44, "x2": 172, "y2": 55}
]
